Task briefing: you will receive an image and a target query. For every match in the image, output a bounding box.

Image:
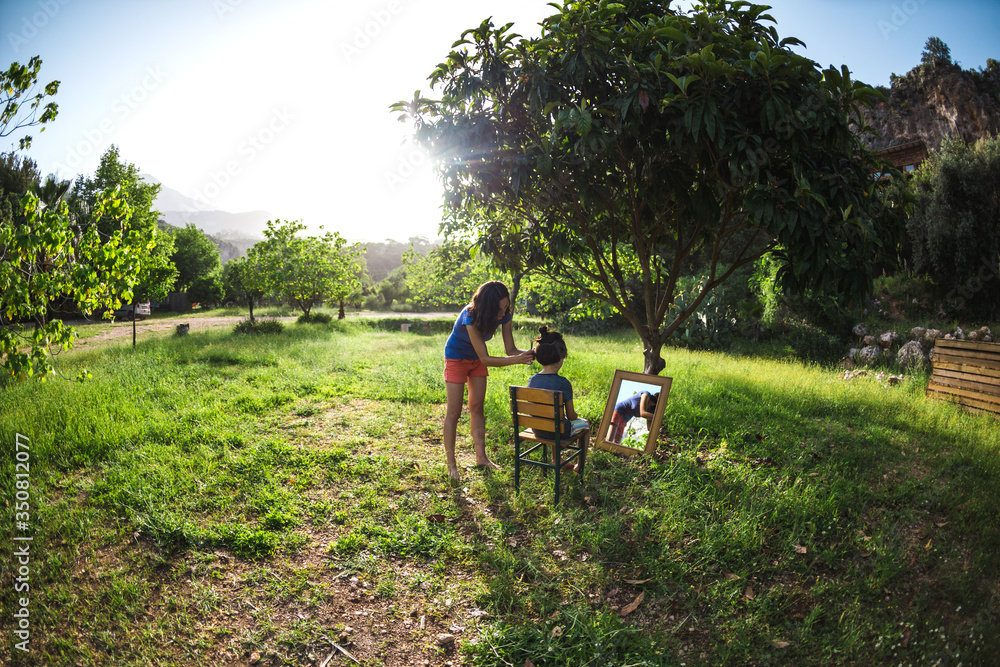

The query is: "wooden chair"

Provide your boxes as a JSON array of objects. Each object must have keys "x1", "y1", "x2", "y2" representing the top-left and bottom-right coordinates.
[{"x1": 510, "y1": 386, "x2": 589, "y2": 504}]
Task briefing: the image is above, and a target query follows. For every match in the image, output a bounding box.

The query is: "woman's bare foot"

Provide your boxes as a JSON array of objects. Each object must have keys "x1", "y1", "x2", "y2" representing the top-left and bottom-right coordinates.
[
  {"x1": 448, "y1": 467, "x2": 461, "y2": 484},
  {"x1": 474, "y1": 457, "x2": 502, "y2": 471}
]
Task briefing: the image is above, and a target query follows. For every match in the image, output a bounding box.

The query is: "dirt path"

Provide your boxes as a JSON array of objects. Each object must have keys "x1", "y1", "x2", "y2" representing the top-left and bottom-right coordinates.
[{"x1": 61, "y1": 312, "x2": 458, "y2": 349}]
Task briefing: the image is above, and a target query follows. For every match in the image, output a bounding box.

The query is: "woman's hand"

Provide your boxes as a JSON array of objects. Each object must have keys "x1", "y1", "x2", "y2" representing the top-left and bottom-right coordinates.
[{"x1": 513, "y1": 349, "x2": 534, "y2": 365}]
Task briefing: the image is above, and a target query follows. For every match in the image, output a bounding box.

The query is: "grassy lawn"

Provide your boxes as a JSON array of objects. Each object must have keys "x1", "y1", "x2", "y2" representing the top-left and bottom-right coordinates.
[{"x1": 1, "y1": 318, "x2": 998, "y2": 666}]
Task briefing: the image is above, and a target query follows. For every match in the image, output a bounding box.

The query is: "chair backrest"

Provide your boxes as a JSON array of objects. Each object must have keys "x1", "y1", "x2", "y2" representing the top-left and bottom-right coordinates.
[{"x1": 510, "y1": 386, "x2": 568, "y2": 437}]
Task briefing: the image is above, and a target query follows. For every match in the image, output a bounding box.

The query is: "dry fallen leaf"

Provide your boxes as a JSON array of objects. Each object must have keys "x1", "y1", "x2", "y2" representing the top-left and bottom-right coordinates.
[
  {"x1": 744, "y1": 586, "x2": 755, "y2": 600},
  {"x1": 936, "y1": 522, "x2": 949, "y2": 528},
  {"x1": 794, "y1": 545, "x2": 808, "y2": 554},
  {"x1": 619, "y1": 591, "x2": 645, "y2": 617},
  {"x1": 724, "y1": 572, "x2": 741, "y2": 581},
  {"x1": 924, "y1": 538, "x2": 933, "y2": 550},
  {"x1": 772, "y1": 640, "x2": 791, "y2": 649},
  {"x1": 625, "y1": 578, "x2": 651, "y2": 585},
  {"x1": 524, "y1": 659, "x2": 536, "y2": 667},
  {"x1": 427, "y1": 514, "x2": 446, "y2": 524},
  {"x1": 551, "y1": 626, "x2": 563, "y2": 638}
]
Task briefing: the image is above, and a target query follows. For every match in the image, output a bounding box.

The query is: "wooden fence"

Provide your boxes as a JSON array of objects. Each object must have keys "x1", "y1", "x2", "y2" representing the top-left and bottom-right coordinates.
[{"x1": 926, "y1": 339, "x2": 1000, "y2": 417}]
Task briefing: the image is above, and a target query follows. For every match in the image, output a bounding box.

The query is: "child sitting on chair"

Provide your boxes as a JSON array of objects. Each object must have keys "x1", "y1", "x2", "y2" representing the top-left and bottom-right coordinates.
[{"x1": 527, "y1": 326, "x2": 590, "y2": 470}]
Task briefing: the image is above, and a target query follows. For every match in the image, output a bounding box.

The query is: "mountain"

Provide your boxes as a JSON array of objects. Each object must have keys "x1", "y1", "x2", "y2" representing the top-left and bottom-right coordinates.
[
  {"x1": 141, "y1": 174, "x2": 273, "y2": 260},
  {"x1": 859, "y1": 57, "x2": 1000, "y2": 152}
]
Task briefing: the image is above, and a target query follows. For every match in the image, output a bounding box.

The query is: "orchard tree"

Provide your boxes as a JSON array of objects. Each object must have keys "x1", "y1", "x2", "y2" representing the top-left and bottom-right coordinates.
[
  {"x1": 0, "y1": 190, "x2": 149, "y2": 380},
  {"x1": 252, "y1": 220, "x2": 365, "y2": 318},
  {"x1": 1, "y1": 56, "x2": 59, "y2": 150},
  {"x1": 394, "y1": 0, "x2": 897, "y2": 373},
  {"x1": 222, "y1": 254, "x2": 266, "y2": 321}
]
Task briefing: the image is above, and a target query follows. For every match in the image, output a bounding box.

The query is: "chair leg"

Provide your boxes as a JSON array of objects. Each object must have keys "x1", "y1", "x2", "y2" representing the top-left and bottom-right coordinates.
[{"x1": 514, "y1": 437, "x2": 521, "y2": 492}]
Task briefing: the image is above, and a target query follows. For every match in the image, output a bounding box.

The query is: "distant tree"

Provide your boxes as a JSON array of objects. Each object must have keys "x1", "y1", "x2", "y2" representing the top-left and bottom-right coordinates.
[
  {"x1": 395, "y1": 1, "x2": 893, "y2": 372},
  {"x1": 188, "y1": 272, "x2": 225, "y2": 309},
  {"x1": 0, "y1": 152, "x2": 41, "y2": 225},
  {"x1": 32, "y1": 173, "x2": 72, "y2": 210},
  {"x1": 222, "y1": 254, "x2": 266, "y2": 321},
  {"x1": 907, "y1": 135, "x2": 1000, "y2": 318},
  {"x1": 378, "y1": 265, "x2": 410, "y2": 308},
  {"x1": 362, "y1": 236, "x2": 436, "y2": 283},
  {"x1": 403, "y1": 242, "x2": 498, "y2": 311},
  {"x1": 71, "y1": 146, "x2": 159, "y2": 237},
  {"x1": 252, "y1": 220, "x2": 365, "y2": 318},
  {"x1": 70, "y1": 146, "x2": 172, "y2": 314},
  {"x1": 921, "y1": 37, "x2": 952, "y2": 67},
  {"x1": 170, "y1": 223, "x2": 221, "y2": 290},
  {"x1": 1, "y1": 56, "x2": 59, "y2": 150}
]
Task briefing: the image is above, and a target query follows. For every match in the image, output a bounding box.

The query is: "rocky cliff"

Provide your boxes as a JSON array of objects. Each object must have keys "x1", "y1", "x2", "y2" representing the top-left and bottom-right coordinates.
[{"x1": 859, "y1": 58, "x2": 1000, "y2": 151}]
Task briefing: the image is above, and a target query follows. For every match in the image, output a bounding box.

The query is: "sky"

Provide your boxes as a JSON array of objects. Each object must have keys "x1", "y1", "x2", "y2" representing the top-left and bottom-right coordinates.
[{"x1": 2, "y1": 0, "x2": 998, "y2": 243}]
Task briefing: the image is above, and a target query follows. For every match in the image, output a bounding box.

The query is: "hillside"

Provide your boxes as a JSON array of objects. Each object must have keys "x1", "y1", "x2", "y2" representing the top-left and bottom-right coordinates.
[{"x1": 859, "y1": 56, "x2": 1000, "y2": 151}]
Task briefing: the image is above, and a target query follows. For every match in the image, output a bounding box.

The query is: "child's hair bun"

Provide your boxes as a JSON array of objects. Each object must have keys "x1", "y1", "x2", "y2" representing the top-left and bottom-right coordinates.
[{"x1": 538, "y1": 325, "x2": 549, "y2": 335}]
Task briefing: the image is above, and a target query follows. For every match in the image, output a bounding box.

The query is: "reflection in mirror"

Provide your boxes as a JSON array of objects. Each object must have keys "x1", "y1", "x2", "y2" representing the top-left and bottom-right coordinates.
[
  {"x1": 595, "y1": 370, "x2": 672, "y2": 456},
  {"x1": 605, "y1": 381, "x2": 662, "y2": 446}
]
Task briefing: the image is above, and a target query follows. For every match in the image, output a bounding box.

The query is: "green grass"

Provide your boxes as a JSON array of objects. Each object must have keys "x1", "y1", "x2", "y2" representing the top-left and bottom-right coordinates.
[{"x1": 1, "y1": 318, "x2": 999, "y2": 666}]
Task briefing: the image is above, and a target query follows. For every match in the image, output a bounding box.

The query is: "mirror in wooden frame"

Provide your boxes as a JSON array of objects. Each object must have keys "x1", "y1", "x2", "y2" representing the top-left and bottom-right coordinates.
[{"x1": 595, "y1": 370, "x2": 672, "y2": 456}]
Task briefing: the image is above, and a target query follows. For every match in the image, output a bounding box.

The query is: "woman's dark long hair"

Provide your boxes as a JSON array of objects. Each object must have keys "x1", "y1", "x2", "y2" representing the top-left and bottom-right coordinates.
[{"x1": 468, "y1": 281, "x2": 511, "y2": 336}]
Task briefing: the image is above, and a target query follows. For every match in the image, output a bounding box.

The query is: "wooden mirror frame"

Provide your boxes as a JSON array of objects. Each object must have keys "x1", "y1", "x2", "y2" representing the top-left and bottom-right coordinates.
[{"x1": 595, "y1": 370, "x2": 672, "y2": 456}]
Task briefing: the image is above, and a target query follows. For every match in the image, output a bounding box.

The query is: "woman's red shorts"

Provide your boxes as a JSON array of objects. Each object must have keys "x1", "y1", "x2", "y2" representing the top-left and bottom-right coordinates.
[{"x1": 444, "y1": 358, "x2": 488, "y2": 384}]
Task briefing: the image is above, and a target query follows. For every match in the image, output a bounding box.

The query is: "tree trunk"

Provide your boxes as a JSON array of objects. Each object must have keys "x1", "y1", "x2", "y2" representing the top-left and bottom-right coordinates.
[
  {"x1": 248, "y1": 297, "x2": 255, "y2": 324},
  {"x1": 641, "y1": 331, "x2": 666, "y2": 376},
  {"x1": 510, "y1": 271, "x2": 523, "y2": 310},
  {"x1": 132, "y1": 306, "x2": 137, "y2": 349},
  {"x1": 338, "y1": 299, "x2": 346, "y2": 320}
]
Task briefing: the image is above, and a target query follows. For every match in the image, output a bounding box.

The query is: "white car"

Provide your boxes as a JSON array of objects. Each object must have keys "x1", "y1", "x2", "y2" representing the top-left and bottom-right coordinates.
[{"x1": 114, "y1": 301, "x2": 151, "y2": 321}]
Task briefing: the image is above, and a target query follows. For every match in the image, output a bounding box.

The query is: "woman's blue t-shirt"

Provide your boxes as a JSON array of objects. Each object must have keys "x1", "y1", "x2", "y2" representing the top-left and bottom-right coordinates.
[
  {"x1": 614, "y1": 392, "x2": 644, "y2": 420},
  {"x1": 444, "y1": 305, "x2": 513, "y2": 360}
]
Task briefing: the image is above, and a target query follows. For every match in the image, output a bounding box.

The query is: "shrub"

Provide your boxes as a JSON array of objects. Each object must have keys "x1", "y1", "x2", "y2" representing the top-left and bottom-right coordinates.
[
  {"x1": 233, "y1": 318, "x2": 284, "y2": 335},
  {"x1": 297, "y1": 312, "x2": 332, "y2": 324}
]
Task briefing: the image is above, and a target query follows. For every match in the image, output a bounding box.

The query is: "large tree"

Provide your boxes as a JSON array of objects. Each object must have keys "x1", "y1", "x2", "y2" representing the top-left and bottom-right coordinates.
[
  {"x1": 907, "y1": 135, "x2": 1000, "y2": 318},
  {"x1": 0, "y1": 189, "x2": 145, "y2": 380},
  {"x1": 70, "y1": 146, "x2": 174, "y2": 311},
  {"x1": 394, "y1": 0, "x2": 896, "y2": 373}
]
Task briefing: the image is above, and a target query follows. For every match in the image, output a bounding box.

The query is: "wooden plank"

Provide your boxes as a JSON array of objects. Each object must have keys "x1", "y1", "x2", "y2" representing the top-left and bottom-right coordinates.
[
  {"x1": 933, "y1": 361, "x2": 1000, "y2": 380},
  {"x1": 929, "y1": 376, "x2": 1000, "y2": 397},
  {"x1": 511, "y1": 386, "x2": 560, "y2": 405},
  {"x1": 515, "y1": 400, "x2": 562, "y2": 419},
  {"x1": 932, "y1": 350, "x2": 1000, "y2": 369},
  {"x1": 926, "y1": 388, "x2": 1000, "y2": 415},
  {"x1": 934, "y1": 369, "x2": 1000, "y2": 389},
  {"x1": 935, "y1": 339, "x2": 1000, "y2": 353},
  {"x1": 519, "y1": 430, "x2": 584, "y2": 449},
  {"x1": 926, "y1": 382, "x2": 1000, "y2": 408},
  {"x1": 516, "y1": 414, "x2": 566, "y2": 433}
]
